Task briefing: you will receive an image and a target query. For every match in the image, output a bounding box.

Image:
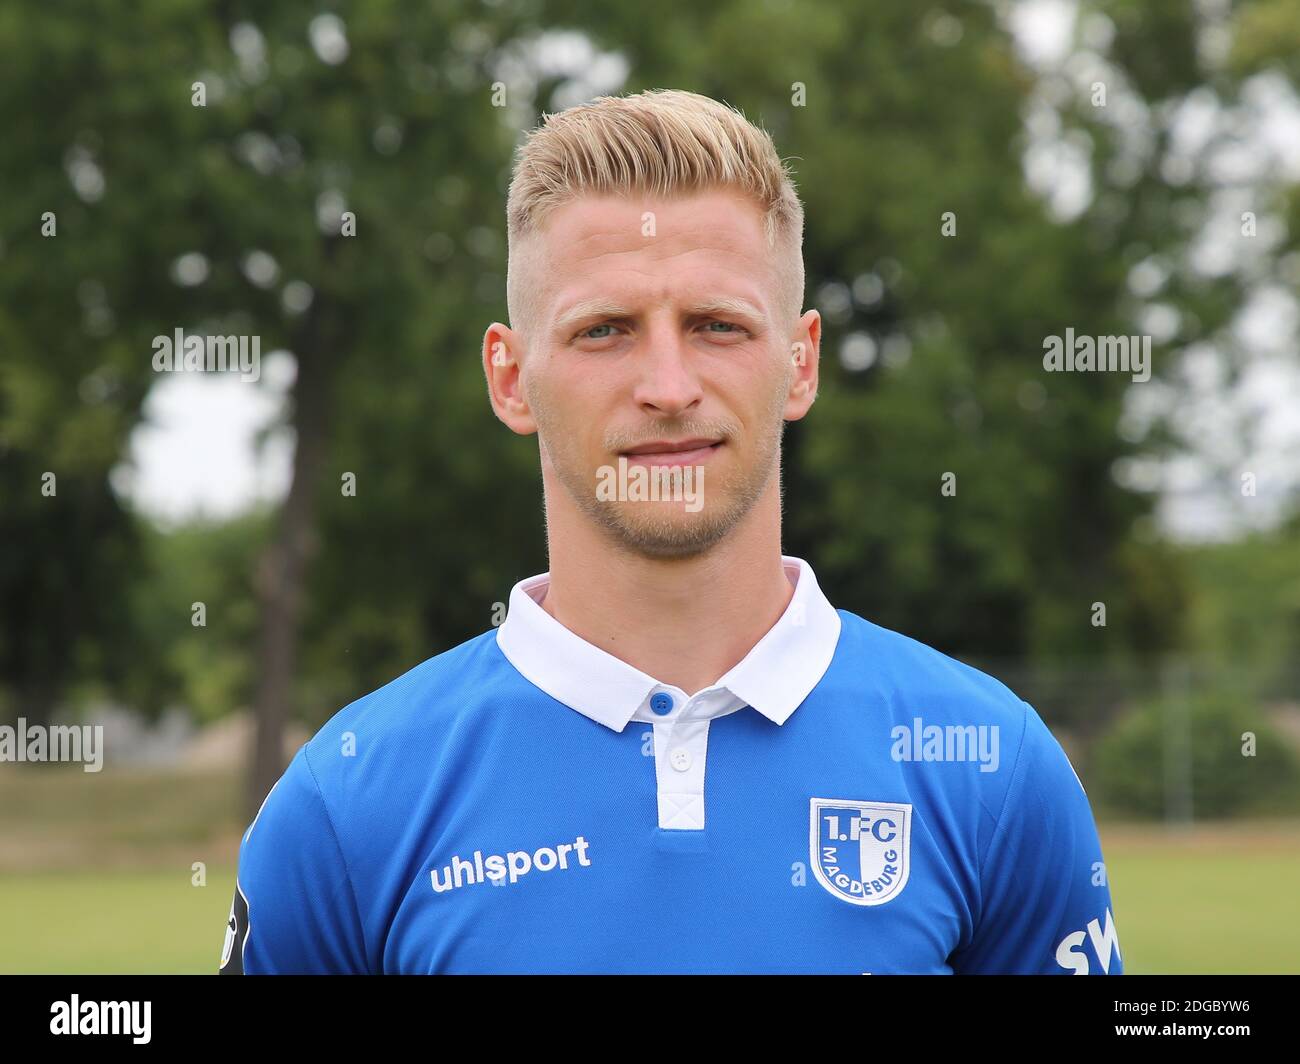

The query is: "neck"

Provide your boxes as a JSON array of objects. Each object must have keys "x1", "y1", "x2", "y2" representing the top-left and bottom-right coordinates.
[{"x1": 539, "y1": 481, "x2": 794, "y2": 696}]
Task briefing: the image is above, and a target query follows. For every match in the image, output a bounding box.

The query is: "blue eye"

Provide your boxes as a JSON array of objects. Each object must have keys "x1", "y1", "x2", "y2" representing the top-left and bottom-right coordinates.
[
  {"x1": 583, "y1": 323, "x2": 616, "y2": 339},
  {"x1": 706, "y1": 321, "x2": 739, "y2": 332}
]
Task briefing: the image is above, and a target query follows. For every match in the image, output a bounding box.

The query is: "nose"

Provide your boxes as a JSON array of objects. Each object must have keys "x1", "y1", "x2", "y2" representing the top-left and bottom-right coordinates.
[{"x1": 631, "y1": 318, "x2": 704, "y2": 418}]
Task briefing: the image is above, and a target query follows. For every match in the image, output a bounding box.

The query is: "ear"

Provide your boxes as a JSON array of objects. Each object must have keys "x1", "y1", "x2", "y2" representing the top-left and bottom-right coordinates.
[
  {"x1": 784, "y1": 309, "x2": 821, "y2": 420},
  {"x1": 482, "y1": 322, "x2": 537, "y2": 435}
]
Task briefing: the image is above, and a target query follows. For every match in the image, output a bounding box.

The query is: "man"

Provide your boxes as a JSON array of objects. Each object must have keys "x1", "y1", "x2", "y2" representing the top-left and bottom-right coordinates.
[{"x1": 221, "y1": 89, "x2": 1122, "y2": 974}]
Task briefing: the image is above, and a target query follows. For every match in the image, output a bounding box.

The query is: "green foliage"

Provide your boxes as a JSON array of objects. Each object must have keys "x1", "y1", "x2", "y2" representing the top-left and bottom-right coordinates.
[
  {"x1": 1093, "y1": 691, "x2": 1300, "y2": 818},
  {"x1": 128, "y1": 513, "x2": 271, "y2": 723},
  {"x1": 1180, "y1": 517, "x2": 1300, "y2": 687},
  {"x1": 0, "y1": 0, "x2": 1295, "y2": 732}
]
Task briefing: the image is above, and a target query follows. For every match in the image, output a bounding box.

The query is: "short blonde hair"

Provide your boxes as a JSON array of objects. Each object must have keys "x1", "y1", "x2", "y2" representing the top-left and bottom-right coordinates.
[{"x1": 506, "y1": 88, "x2": 805, "y2": 335}]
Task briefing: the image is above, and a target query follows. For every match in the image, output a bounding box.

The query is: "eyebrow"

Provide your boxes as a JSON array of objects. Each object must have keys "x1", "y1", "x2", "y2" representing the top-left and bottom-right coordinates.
[{"x1": 552, "y1": 296, "x2": 767, "y2": 333}]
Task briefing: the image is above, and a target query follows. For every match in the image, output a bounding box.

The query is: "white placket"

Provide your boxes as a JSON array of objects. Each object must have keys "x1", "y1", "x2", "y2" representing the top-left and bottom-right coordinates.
[
  {"x1": 637, "y1": 688, "x2": 747, "y2": 830},
  {"x1": 653, "y1": 717, "x2": 711, "y2": 829}
]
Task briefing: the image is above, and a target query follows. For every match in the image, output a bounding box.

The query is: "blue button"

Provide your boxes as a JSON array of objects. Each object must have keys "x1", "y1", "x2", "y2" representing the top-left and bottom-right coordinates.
[{"x1": 650, "y1": 692, "x2": 674, "y2": 715}]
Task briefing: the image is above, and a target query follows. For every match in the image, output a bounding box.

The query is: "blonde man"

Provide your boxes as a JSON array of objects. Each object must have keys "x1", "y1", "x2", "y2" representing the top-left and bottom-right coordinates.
[{"x1": 222, "y1": 89, "x2": 1121, "y2": 975}]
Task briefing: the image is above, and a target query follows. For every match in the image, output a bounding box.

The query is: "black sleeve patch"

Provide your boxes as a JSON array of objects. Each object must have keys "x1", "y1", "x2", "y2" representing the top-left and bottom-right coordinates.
[{"x1": 219, "y1": 880, "x2": 250, "y2": 974}]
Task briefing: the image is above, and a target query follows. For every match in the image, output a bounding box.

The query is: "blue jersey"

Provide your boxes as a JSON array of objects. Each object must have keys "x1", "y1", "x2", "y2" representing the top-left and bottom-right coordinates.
[{"x1": 219, "y1": 556, "x2": 1122, "y2": 974}]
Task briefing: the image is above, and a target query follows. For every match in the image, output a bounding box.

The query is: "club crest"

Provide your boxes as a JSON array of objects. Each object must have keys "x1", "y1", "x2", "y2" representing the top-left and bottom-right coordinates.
[{"x1": 810, "y1": 798, "x2": 912, "y2": 906}]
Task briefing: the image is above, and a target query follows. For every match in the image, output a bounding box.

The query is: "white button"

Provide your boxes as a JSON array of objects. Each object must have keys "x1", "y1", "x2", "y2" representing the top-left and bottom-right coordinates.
[{"x1": 670, "y1": 748, "x2": 692, "y2": 772}]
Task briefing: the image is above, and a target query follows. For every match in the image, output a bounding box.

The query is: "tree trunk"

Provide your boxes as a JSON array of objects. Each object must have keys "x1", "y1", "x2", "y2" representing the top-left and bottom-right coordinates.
[{"x1": 246, "y1": 277, "x2": 336, "y2": 820}]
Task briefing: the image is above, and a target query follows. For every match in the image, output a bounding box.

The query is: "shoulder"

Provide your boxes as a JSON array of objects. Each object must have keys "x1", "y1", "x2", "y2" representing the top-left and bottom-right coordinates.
[
  {"x1": 293, "y1": 628, "x2": 514, "y2": 797},
  {"x1": 831, "y1": 610, "x2": 1093, "y2": 856},
  {"x1": 831, "y1": 609, "x2": 1033, "y2": 733},
  {"x1": 826, "y1": 610, "x2": 1082, "y2": 804}
]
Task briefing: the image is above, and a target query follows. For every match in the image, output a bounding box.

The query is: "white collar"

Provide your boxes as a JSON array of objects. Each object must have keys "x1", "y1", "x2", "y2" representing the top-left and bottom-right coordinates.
[{"x1": 495, "y1": 555, "x2": 841, "y2": 732}]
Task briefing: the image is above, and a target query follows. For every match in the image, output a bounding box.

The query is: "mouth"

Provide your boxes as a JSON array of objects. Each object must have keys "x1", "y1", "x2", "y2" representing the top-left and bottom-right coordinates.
[{"x1": 618, "y1": 438, "x2": 724, "y2": 467}]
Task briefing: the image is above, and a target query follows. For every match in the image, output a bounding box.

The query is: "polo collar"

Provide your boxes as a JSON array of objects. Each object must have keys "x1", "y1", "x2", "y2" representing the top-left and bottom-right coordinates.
[{"x1": 495, "y1": 555, "x2": 841, "y2": 732}]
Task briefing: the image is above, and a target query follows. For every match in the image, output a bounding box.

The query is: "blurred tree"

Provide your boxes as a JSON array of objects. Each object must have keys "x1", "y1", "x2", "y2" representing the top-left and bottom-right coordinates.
[
  {"x1": 3, "y1": 0, "x2": 1297, "y2": 820},
  {"x1": 1, "y1": 0, "x2": 536, "y2": 813}
]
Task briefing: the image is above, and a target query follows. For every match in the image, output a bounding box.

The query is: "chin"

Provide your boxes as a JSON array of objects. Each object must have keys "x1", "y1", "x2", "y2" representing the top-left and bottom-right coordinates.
[{"x1": 600, "y1": 504, "x2": 739, "y2": 559}]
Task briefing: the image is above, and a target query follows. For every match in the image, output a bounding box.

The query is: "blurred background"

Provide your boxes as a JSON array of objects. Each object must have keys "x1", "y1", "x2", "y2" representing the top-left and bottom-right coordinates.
[{"x1": 1, "y1": 0, "x2": 1298, "y2": 974}]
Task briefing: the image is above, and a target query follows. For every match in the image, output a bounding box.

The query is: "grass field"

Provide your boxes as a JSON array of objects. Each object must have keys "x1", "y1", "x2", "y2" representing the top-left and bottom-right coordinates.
[
  {"x1": 1099, "y1": 821, "x2": 1300, "y2": 973},
  {"x1": 0, "y1": 866, "x2": 237, "y2": 974},
  {"x1": 1, "y1": 768, "x2": 1297, "y2": 973}
]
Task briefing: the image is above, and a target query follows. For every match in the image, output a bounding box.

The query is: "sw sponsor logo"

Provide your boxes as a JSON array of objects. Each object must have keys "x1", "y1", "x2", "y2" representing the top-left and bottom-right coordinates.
[
  {"x1": 1054, "y1": 907, "x2": 1122, "y2": 974},
  {"x1": 810, "y1": 798, "x2": 912, "y2": 906}
]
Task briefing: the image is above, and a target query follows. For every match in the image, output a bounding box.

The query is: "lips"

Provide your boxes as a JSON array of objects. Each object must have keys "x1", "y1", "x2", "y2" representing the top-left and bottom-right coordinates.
[{"x1": 619, "y1": 439, "x2": 723, "y2": 465}]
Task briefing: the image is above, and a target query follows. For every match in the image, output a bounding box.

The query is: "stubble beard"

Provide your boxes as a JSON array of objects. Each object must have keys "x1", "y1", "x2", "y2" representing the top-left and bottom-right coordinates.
[{"x1": 532, "y1": 381, "x2": 790, "y2": 561}]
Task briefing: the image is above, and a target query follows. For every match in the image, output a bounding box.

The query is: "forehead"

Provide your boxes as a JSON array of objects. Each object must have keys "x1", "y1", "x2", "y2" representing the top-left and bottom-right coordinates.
[{"x1": 528, "y1": 188, "x2": 779, "y2": 321}]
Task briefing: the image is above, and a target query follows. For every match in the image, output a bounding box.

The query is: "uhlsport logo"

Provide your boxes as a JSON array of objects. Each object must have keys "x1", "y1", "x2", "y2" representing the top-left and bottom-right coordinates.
[
  {"x1": 430, "y1": 834, "x2": 592, "y2": 893},
  {"x1": 810, "y1": 798, "x2": 911, "y2": 906}
]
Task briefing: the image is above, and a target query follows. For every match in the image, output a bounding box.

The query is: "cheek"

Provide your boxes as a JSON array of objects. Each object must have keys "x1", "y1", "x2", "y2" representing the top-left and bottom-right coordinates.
[
  {"x1": 524, "y1": 360, "x2": 565, "y2": 420},
  {"x1": 530, "y1": 368, "x2": 607, "y2": 454},
  {"x1": 721, "y1": 360, "x2": 788, "y2": 428}
]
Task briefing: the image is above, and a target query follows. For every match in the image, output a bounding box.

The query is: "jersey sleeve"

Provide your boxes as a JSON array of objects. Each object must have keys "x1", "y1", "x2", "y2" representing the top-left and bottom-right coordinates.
[
  {"x1": 950, "y1": 703, "x2": 1123, "y2": 975},
  {"x1": 218, "y1": 743, "x2": 369, "y2": 974}
]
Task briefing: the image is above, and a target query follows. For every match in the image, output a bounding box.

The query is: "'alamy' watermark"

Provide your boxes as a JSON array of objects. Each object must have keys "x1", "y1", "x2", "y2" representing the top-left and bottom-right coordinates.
[
  {"x1": 0, "y1": 718, "x2": 104, "y2": 772},
  {"x1": 151, "y1": 328, "x2": 260, "y2": 382},
  {"x1": 596, "y1": 456, "x2": 705, "y2": 513},
  {"x1": 50, "y1": 996, "x2": 150, "y2": 1044},
  {"x1": 1042, "y1": 329, "x2": 1150, "y2": 382},
  {"x1": 890, "y1": 717, "x2": 999, "y2": 773}
]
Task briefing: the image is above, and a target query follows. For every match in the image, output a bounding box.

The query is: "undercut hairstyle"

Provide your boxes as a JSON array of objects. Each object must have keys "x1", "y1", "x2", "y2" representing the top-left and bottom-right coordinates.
[{"x1": 505, "y1": 88, "x2": 806, "y2": 340}]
